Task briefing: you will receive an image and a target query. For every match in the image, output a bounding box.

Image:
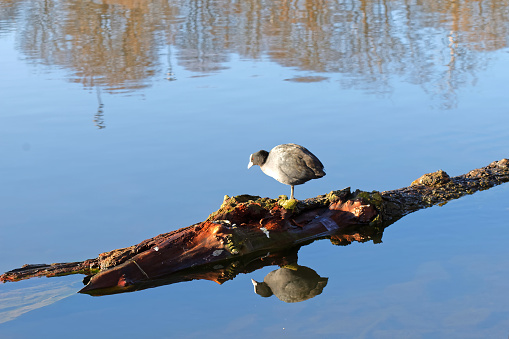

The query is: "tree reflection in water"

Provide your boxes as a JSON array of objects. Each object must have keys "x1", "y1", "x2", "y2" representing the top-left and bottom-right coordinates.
[{"x1": 1, "y1": 0, "x2": 508, "y2": 105}]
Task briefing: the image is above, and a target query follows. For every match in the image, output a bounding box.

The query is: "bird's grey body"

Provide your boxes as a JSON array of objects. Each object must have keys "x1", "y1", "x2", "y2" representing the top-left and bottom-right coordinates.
[{"x1": 248, "y1": 143, "x2": 325, "y2": 199}]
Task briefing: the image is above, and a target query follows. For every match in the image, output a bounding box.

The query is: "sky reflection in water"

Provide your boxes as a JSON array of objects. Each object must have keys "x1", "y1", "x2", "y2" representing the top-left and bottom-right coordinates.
[{"x1": 1, "y1": 0, "x2": 509, "y2": 338}]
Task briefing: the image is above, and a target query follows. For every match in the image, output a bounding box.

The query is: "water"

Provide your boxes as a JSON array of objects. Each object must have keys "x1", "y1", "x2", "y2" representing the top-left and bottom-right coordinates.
[{"x1": 1, "y1": 0, "x2": 509, "y2": 337}]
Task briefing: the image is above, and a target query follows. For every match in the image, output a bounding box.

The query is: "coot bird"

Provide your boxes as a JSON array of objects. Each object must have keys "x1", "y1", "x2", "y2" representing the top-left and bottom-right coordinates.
[
  {"x1": 247, "y1": 143, "x2": 325, "y2": 199},
  {"x1": 251, "y1": 265, "x2": 329, "y2": 303}
]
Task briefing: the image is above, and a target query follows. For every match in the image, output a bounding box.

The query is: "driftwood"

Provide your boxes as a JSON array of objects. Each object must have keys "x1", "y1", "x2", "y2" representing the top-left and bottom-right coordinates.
[{"x1": 1, "y1": 158, "x2": 508, "y2": 296}]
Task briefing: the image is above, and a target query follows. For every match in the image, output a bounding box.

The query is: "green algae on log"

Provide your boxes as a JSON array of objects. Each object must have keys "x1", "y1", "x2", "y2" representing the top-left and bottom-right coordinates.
[
  {"x1": 1, "y1": 158, "x2": 508, "y2": 295},
  {"x1": 380, "y1": 158, "x2": 509, "y2": 222}
]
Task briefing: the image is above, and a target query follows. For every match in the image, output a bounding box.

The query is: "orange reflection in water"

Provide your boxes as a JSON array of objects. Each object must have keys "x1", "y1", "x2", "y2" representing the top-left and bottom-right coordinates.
[{"x1": 1, "y1": 0, "x2": 508, "y2": 99}]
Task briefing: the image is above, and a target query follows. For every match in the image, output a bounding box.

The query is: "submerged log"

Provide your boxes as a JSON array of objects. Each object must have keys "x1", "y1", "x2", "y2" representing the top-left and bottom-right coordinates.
[{"x1": 1, "y1": 158, "x2": 508, "y2": 295}]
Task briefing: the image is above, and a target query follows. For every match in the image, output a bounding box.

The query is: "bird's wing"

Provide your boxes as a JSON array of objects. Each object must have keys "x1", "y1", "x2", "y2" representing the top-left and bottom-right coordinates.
[{"x1": 278, "y1": 147, "x2": 322, "y2": 181}]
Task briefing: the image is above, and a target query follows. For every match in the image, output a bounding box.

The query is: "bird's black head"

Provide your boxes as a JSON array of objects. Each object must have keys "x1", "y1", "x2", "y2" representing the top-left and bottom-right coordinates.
[
  {"x1": 251, "y1": 279, "x2": 273, "y2": 298},
  {"x1": 248, "y1": 150, "x2": 269, "y2": 168}
]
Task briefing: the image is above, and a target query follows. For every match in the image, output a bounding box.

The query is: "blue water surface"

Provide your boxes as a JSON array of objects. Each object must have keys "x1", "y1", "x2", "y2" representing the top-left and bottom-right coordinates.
[{"x1": 1, "y1": 0, "x2": 509, "y2": 337}]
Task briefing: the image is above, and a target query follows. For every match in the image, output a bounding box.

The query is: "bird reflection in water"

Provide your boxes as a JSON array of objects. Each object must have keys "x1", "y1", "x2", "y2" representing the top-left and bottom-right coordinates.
[{"x1": 251, "y1": 264, "x2": 328, "y2": 303}]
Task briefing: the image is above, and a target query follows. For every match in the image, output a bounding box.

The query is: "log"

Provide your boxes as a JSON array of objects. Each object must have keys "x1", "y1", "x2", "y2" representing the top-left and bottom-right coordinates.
[{"x1": 1, "y1": 158, "x2": 508, "y2": 296}]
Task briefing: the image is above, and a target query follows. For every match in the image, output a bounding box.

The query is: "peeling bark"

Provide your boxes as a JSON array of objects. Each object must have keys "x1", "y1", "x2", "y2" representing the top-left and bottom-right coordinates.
[{"x1": 1, "y1": 158, "x2": 508, "y2": 296}]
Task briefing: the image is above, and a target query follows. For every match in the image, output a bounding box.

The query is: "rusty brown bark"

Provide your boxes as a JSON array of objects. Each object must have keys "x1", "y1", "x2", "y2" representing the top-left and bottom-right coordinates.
[{"x1": 1, "y1": 158, "x2": 508, "y2": 295}]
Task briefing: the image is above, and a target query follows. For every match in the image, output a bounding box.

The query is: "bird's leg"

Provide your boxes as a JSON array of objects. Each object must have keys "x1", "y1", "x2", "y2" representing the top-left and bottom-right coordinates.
[{"x1": 290, "y1": 185, "x2": 295, "y2": 200}]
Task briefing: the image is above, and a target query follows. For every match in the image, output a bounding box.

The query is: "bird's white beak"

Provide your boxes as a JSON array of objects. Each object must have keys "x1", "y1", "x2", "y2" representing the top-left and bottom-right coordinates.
[
  {"x1": 247, "y1": 154, "x2": 253, "y2": 169},
  {"x1": 251, "y1": 278, "x2": 258, "y2": 292}
]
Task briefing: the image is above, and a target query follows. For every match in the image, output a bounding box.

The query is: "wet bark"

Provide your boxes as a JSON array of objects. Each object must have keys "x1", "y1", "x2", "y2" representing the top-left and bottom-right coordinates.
[{"x1": 1, "y1": 158, "x2": 508, "y2": 295}]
